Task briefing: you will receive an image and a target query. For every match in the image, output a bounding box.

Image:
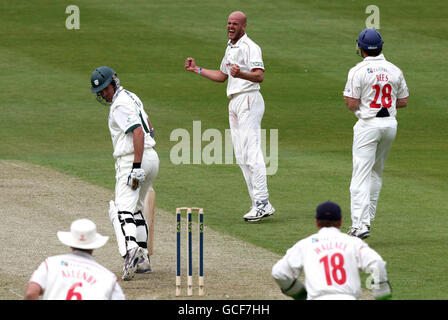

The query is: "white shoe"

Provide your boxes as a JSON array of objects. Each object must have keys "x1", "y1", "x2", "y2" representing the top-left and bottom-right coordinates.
[
  {"x1": 122, "y1": 247, "x2": 144, "y2": 280},
  {"x1": 348, "y1": 225, "x2": 370, "y2": 239},
  {"x1": 136, "y1": 254, "x2": 152, "y2": 274},
  {"x1": 243, "y1": 200, "x2": 275, "y2": 222}
]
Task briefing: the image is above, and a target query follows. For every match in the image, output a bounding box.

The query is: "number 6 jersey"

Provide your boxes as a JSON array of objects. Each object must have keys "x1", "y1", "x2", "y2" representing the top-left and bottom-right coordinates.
[
  {"x1": 29, "y1": 250, "x2": 125, "y2": 300},
  {"x1": 343, "y1": 54, "x2": 409, "y2": 119},
  {"x1": 272, "y1": 227, "x2": 388, "y2": 300}
]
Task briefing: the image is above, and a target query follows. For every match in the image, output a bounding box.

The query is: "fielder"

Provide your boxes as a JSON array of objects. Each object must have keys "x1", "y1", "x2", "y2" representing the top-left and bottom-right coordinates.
[
  {"x1": 24, "y1": 219, "x2": 125, "y2": 300},
  {"x1": 91, "y1": 66, "x2": 159, "y2": 280},
  {"x1": 343, "y1": 29, "x2": 409, "y2": 238},
  {"x1": 272, "y1": 201, "x2": 392, "y2": 300},
  {"x1": 185, "y1": 11, "x2": 275, "y2": 222}
]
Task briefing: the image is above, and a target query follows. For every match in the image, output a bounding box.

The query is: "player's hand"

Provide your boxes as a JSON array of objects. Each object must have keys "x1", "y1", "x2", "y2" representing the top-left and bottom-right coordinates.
[
  {"x1": 291, "y1": 288, "x2": 307, "y2": 300},
  {"x1": 230, "y1": 64, "x2": 241, "y2": 78},
  {"x1": 127, "y1": 168, "x2": 146, "y2": 190},
  {"x1": 372, "y1": 281, "x2": 392, "y2": 300},
  {"x1": 185, "y1": 57, "x2": 196, "y2": 72}
]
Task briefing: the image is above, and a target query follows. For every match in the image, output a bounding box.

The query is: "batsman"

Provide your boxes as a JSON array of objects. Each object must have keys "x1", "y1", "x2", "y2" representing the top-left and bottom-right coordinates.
[{"x1": 91, "y1": 66, "x2": 159, "y2": 280}]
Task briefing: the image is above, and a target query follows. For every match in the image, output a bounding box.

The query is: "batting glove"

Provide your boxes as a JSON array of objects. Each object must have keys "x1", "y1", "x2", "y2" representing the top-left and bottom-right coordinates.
[{"x1": 127, "y1": 163, "x2": 146, "y2": 190}]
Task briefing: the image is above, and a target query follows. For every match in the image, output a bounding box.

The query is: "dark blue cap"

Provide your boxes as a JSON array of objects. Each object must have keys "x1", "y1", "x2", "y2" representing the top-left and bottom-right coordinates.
[{"x1": 315, "y1": 201, "x2": 342, "y2": 221}]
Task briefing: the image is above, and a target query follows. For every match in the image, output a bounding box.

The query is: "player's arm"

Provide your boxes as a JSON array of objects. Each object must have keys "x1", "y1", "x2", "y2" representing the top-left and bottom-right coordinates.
[
  {"x1": 272, "y1": 246, "x2": 307, "y2": 300},
  {"x1": 396, "y1": 97, "x2": 408, "y2": 108},
  {"x1": 127, "y1": 125, "x2": 145, "y2": 190},
  {"x1": 344, "y1": 96, "x2": 360, "y2": 111},
  {"x1": 396, "y1": 72, "x2": 409, "y2": 109},
  {"x1": 230, "y1": 66, "x2": 264, "y2": 83},
  {"x1": 113, "y1": 106, "x2": 145, "y2": 164},
  {"x1": 185, "y1": 57, "x2": 228, "y2": 82},
  {"x1": 272, "y1": 258, "x2": 307, "y2": 300},
  {"x1": 359, "y1": 244, "x2": 392, "y2": 300},
  {"x1": 24, "y1": 282, "x2": 43, "y2": 300},
  {"x1": 146, "y1": 117, "x2": 155, "y2": 138},
  {"x1": 343, "y1": 68, "x2": 362, "y2": 111},
  {"x1": 131, "y1": 126, "x2": 144, "y2": 164},
  {"x1": 147, "y1": 118, "x2": 153, "y2": 131},
  {"x1": 114, "y1": 106, "x2": 146, "y2": 189},
  {"x1": 364, "y1": 259, "x2": 392, "y2": 300}
]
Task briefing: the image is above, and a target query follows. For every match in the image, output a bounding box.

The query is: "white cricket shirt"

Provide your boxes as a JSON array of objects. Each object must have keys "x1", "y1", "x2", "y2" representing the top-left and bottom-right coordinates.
[
  {"x1": 29, "y1": 250, "x2": 125, "y2": 300},
  {"x1": 109, "y1": 86, "x2": 156, "y2": 159},
  {"x1": 272, "y1": 227, "x2": 388, "y2": 300},
  {"x1": 220, "y1": 34, "x2": 264, "y2": 98},
  {"x1": 343, "y1": 54, "x2": 409, "y2": 119}
]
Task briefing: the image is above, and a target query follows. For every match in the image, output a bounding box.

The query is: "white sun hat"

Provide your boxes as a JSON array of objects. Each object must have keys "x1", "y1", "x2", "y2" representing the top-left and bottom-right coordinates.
[{"x1": 57, "y1": 219, "x2": 109, "y2": 250}]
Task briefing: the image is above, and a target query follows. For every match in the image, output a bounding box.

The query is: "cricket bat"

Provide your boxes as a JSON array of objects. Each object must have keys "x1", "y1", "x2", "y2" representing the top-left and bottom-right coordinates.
[{"x1": 143, "y1": 188, "x2": 156, "y2": 256}]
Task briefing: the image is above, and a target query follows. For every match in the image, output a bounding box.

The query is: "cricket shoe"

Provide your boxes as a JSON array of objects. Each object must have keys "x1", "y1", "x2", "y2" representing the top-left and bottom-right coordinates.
[
  {"x1": 122, "y1": 247, "x2": 144, "y2": 281},
  {"x1": 136, "y1": 254, "x2": 152, "y2": 274},
  {"x1": 244, "y1": 200, "x2": 275, "y2": 222},
  {"x1": 348, "y1": 225, "x2": 370, "y2": 239}
]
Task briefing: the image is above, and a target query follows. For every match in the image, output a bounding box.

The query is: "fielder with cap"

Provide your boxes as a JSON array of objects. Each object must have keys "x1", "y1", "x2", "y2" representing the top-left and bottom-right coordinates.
[
  {"x1": 24, "y1": 219, "x2": 125, "y2": 300},
  {"x1": 272, "y1": 201, "x2": 392, "y2": 300},
  {"x1": 91, "y1": 66, "x2": 160, "y2": 280},
  {"x1": 343, "y1": 29, "x2": 409, "y2": 239}
]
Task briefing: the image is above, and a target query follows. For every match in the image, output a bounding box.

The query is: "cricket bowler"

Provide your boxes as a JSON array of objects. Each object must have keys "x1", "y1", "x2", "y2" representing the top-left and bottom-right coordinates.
[{"x1": 184, "y1": 11, "x2": 275, "y2": 222}]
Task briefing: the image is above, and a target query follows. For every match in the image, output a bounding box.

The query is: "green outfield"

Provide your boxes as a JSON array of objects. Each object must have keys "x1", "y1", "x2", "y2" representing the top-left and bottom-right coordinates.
[{"x1": 1, "y1": 0, "x2": 447, "y2": 299}]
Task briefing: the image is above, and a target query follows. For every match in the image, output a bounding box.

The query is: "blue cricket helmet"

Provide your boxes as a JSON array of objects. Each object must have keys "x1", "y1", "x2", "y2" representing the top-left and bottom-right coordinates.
[{"x1": 357, "y1": 28, "x2": 383, "y2": 51}]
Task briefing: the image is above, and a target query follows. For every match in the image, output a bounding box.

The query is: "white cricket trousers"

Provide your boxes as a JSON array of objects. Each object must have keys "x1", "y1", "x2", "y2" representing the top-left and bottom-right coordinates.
[
  {"x1": 350, "y1": 118, "x2": 397, "y2": 228},
  {"x1": 228, "y1": 90, "x2": 269, "y2": 204},
  {"x1": 114, "y1": 148, "x2": 159, "y2": 251}
]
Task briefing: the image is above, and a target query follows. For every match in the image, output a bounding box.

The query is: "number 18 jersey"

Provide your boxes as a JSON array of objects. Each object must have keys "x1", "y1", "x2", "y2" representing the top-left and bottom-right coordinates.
[
  {"x1": 273, "y1": 227, "x2": 387, "y2": 300},
  {"x1": 343, "y1": 54, "x2": 409, "y2": 119}
]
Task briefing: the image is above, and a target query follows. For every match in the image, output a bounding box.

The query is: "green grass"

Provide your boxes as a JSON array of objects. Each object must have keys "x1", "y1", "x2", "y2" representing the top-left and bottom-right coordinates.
[{"x1": 1, "y1": 0, "x2": 447, "y2": 299}]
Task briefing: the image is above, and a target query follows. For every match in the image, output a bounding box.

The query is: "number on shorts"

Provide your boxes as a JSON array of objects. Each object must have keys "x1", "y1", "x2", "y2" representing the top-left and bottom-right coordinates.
[
  {"x1": 66, "y1": 282, "x2": 83, "y2": 300},
  {"x1": 319, "y1": 253, "x2": 347, "y2": 286},
  {"x1": 370, "y1": 84, "x2": 392, "y2": 109}
]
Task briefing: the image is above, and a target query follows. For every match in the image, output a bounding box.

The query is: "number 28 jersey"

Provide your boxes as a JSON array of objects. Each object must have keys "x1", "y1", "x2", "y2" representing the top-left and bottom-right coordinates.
[
  {"x1": 29, "y1": 250, "x2": 125, "y2": 300},
  {"x1": 343, "y1": 54, "x2": 409, "y2": 119},
  {"x1": 273, "y1": 227, "x2": 387, "y2": 300}
]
